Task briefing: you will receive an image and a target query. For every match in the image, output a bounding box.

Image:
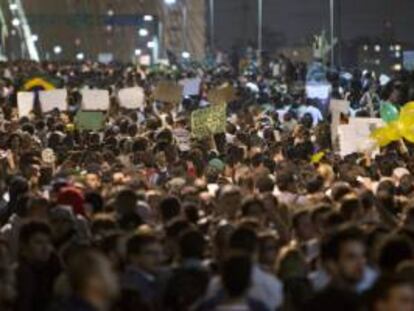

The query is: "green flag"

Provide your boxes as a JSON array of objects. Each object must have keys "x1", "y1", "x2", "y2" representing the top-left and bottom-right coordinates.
[
  {"x1": 191, "y1": 104, "x2": 227, "y2": 138},
  {"x1": 75, "y1": 111, "x2": 105, "y2": 131}
]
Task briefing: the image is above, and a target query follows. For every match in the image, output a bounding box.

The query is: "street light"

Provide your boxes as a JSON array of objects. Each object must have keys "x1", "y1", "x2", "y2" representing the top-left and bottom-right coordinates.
[
  {"x1": 164, "y1": 0, "x2": 176, "y2": 5},
  {"x1": 11, "y1": 18, "x2": 20, "y2": 27},
  {"x1": 9, "y1": 3, "x2": 18, "y2": 11},
  {"x1": 147, "y1": 41, "x2": 155, "y2": 49},
  {"x1": 31, "y1": 34, "x2": 38, "y2": 42},
  {"x1": 182, "y1": 51, "x2": 190, "y2": 59},
  {"x1": 76, "y1": 52, "x2": 85, "y2": 61},
  {"x1": 139, "y1": 28, "x2": 149, "y2": 37},
  {"x1": 144, "y1": 15, "x2": 153, "y2": 22},
  {"x1": 134, "y1": 49, "x2": 142, "y2": 56},
  {"x1": 258, "y1": 0, "x2": 263, "y2": 57},
  {"x1": 53, "y1": 45, "x2": 62, "y2": 54}
]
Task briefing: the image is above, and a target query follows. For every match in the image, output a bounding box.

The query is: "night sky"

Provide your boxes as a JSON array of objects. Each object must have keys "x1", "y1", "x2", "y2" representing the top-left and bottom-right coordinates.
[{"x1": 212, "y1": 0, "x2": 414, "y2": 51}]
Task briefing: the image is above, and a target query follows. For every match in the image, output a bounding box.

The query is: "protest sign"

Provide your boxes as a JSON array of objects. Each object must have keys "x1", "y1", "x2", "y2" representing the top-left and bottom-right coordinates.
[
  {"x1": 180, "y1": 78, "x2": 201, "y2": 97},
  {"x1": 118, "y1": 87, "x2": 145, "y2": 109},
  {"x1": 338, "y1": 118, "x2": 384, "y2": 157},
  {"x1": 330, "y1": 99, "x2": 349, "y2": 114},
  {"x1": 173, "y1": 128, "x2": 191, "y2": 152},
  {"x1": 191, "y1": 104, "x2": 227, "y2": 138},
  {"x1": 306, "y1": 83, "x2": 331, "y2": 100},
  {"x1": 81, "y1": 89, "x2": 110, "y2": 111},
  {"x1": 153, "y1": 81, "x2": 183, "y2": 104},
  {"x1": 17, "y1": 92, "x2": 35, "y2": 117},
  {"x1": 75, "y1": 111, "x2": 105, "y2": 131},
  {"x1": 39, "y1": 89, "x2": 68, "y2": 113},
  {"x1": 207, "y1": 83, "x2": 236, "y2": 105}
]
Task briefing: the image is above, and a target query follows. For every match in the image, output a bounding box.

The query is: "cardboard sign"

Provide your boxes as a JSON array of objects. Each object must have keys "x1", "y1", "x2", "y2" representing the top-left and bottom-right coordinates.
[
  {"x1": 81, "y1": 89, "x2": 110, "y2": 111},
  {"x1": 330, "y1": 99, "x2": 349, "y2": 114},
  {"x1": 39, "y1": 89, "x2": 68, "y2": 113},
  {"x1": 17, "y1": 92, "x2": 35, "y2": 117},
  {"x1": 118, "y1": 87, "x2": 145, "y2": 110},
  {"x1": 338, "y1": 118, "x2": 384, "y2": 157},
  {"x1": 75, "y1": 111, "x2": 105, "y2": 131},
  {"x1": 191, "y1": 104, "x2": 227, "y2": 138},
  {"x1": 207, "y1": 83, "x2": 236, "y2": 105},
  {"x1": 153, "y1": 81, "x2": 183, "y2": 104},
  {"x1": 180, "y1": 78, "x2": 201, "y2": 97}
]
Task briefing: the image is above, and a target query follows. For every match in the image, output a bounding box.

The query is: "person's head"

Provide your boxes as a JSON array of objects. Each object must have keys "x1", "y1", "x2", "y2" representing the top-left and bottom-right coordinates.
[
  {"x1": 369, "y1": 275, "x2": 414, "y2": 311},
  {"x1": 255, "y1": 174, "x2": 275, "y2": 193},
  {"x1": 159, "y1": 196, "x2": 181, "y2": 223},
  {"x1": 292, "y1": 210, "x2": 315, "y2": 242},
  {"x1": 277, "y1": 247, "x2": 307, "y2": 281},
  {"x1": 221, "y1": 254, "x2": 252, "y2": 299},
  {"x1": 48, "y1": 205, "x2": 76, "y2": 242},
  {"x1": 377, "y1": 234, "x2": 414, "y2": 274},
  {"x1": 229, "y1": 227, "x2": 258, "y2": 258},
  {"x1": 67, "y1": 250, "x2": 119, "y2": 311},
  {"x1": 258, "y1": 232, "x2": 279, "y2": 269},
  {"x1": 126, "y1": 233, "x2": 162, "y2": 273},
  {"x1": 179, "y1": 229, "x2": 206, "y2": 261},
  {"x1": 218, "y1": 185, "x2": 242, "y2": 219},
  {"x1": 241, "y1": 196, "x2": 265, "y2": 223},
  {"x1": 311, "y1": 204, "x2": 331, "y2": 237},
  {"x1": 85, "y1": 172, "x2": 101, "y2": 191},
  {"x1": 340, "y1": 195, "x2": 363, "y2": 222},
  {"x1": 115, "y1": 189, "x2": 138, "y2": 216},
  {"x1": 19, "y1": 221, "x2": 53, "y2": 263},
  {"x1": 322, "y1": 225, "x2": 367, "y2": 287}
]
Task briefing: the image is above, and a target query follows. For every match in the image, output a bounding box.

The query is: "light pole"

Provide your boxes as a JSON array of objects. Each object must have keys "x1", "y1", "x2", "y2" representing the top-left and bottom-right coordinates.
[
  {"x1": 257, "y1": 0, "x2": 263, "y2": 62},
  {"x1": 209, "y1": 0, "x2": 215, "y2": 50},
  {"x1": 329, "y1": 0, "x2": 335, "y2": 68}
]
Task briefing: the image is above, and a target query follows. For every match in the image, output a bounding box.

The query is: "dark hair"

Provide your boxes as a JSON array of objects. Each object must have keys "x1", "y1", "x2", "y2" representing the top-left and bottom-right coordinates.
[
  {"x1": 321, "y1": 225, "x2": 365, "y2": 261},
  {"x1": 241, "y1": 196, "x2": 265, "y2": 218},
  {"x1": 229, "y1": 227, "x2": 258, "y2": 255},
  {"x1": 221, "y1": 254, "x2": 252, "y2": 297},
  {"x1": 19, "y1": 221, "x2": 52, "y2": 245},
  {"x1": 339, "y1": 196, "x2": 361, "y2": 221},
  {"x1": 255, "y1": 175, "x2": 274, "y2": 193},
  {"x1": 378, "y1": 234, "x2": 414, "y2": 274},
  {"x1": 306, "y1": 175, "x2": 324, "y2": 194},
  {"x1": 126, "y1": 233, "x2": 158, "y2": 257},
  {"x1": 159, "y1": 196, "x2": 181, "y2": 222},
  {"x1": 292, "y1": 209, "x2": 310, "y2": 230},
  {"x1": 179, "y1": 229, "x2": 206, "y2": 260}
]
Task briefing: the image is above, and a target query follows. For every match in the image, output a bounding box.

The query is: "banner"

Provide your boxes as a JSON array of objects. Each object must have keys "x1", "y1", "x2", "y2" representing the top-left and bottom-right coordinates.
[
  {"x1": 191, "y1": 104, "x2": 227, "y2": 138},
  {"x1": 17, "y1": 92, "x2": 35, "y2": 117},
  {"x1": 74, "y1": 111, "x2": 105, "y2": 131},
  {"x1": 207, "y1": 83, "x2": 236, "y2": 105},
  {"x1": 118, "y1": 87, "x2": 145, "y2": 109},
  {"x1": 39, "y1": 89, "x2": 68, "y2": 113},
  {"x1": 153, "y1": 81, "x2": 183, "y2": 104},
  {"x1": 180, "y1": 78, "x2": 201, "y2": 97},
  {"x1": 81, "y1": 89, "x2": 110, "y2": 111},
  {"x1": 306, "y1": 83, "x2": 331, "y2": 100}
]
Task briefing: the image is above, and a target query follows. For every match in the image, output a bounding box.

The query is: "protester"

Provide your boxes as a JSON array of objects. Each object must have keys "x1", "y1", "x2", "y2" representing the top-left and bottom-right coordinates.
[{"x1": 0, "y1": 55, "x2": 413, "y2": 311}]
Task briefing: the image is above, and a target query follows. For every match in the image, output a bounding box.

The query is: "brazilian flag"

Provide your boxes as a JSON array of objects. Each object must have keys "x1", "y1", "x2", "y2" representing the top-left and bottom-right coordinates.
[{"x1": 21, "y1": 75, "x2": 62, "y2": 91}]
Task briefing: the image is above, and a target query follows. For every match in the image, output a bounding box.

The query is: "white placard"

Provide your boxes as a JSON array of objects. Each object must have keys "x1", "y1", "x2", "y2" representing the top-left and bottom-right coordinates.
[
  {"x1": 81, "y1": 89, "x2": 110, "y2": 111},
  {"x1": 17, "y1": 92, "x2": 34, "y2": 117},
  {"x1": 118, "y1": 87, "x2": 145, "y2": 110},
  {"x1": 180, "y1": 78, "x2": 201, "y2": 97},
  {"x1": 306, "y1": 83, "x2": 331, "y2": 100},
  {"x1": 39, "y1": 89, "x2": 68, "y2": 113},
  {"x1": 173, "y1": 128, "x2": 191, "y2": 152},
  {"x1": 338, "y1": 118, "x2": 384, "y2": 157}
]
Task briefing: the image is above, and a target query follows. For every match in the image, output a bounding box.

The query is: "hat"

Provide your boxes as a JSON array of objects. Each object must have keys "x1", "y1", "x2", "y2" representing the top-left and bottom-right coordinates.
[
  {"x1": 57, "y1": 187, "x2": 85, "y2": 216},
  {"x1": 208, "y1": 158, "x2": 225, "y2": 172}
]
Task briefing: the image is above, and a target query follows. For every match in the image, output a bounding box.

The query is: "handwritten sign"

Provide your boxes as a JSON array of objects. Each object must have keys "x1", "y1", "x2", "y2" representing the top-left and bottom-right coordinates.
[
  {"x1": 153, "y1": 81, "x2": 183, "y2": 104},
  {"x1": 191, "y1": 104, "x2": 227, "y2": 138},
  {"x1": 17, "y1": 92, "x2": 35, "y2": 117},
  {"x1": 39, "y1": 89, "x2": 68, "y2": 113},
  {"x1": 118, "y1": 87, "x2": 145, "y2": 109},
  {"x1": 75, "y1": 111, "x2": 105, "y2": 131},
  {"x1": 207, "y1": 83, "x2": 236, "y2": 105},
  {"x1": 81, "y1": 89, "x2": 110, "y2": 111}
]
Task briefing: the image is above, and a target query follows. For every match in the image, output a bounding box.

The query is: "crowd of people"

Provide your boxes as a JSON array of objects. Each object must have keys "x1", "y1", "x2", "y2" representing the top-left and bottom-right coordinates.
[{"x1": 0, "y1": 56, "x2": 414, "y2": 311}]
